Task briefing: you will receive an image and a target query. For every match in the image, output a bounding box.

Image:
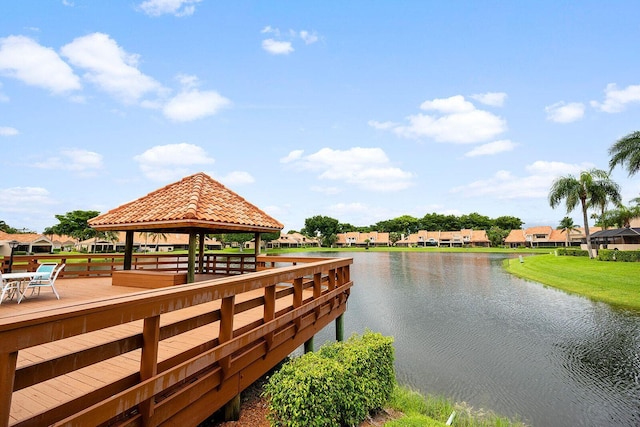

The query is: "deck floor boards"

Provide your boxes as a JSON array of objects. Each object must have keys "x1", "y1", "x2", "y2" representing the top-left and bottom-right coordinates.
[{"x1": 2, "y1": 275, "x2": 308, "y2": 424}]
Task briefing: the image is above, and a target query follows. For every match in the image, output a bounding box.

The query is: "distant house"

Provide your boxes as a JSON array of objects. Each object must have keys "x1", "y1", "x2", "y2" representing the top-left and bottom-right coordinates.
[
  {"x1": 267, "y1": 232, "x2": 320, "y2": 249},
  {"x1": 78, "y1": 232, "x2": 223, "y2": 253},
  {"x1": 45, "y1": 234, "x2": 77, "y2": 252},
  {"x1": 590, "y1": 227, "x2": 640, "y2": 251},
  {"x1": 335, "y1": 232, "x2": 390, "y2": 247},
  {"x1": 396, "y1": 229, "x2": 490, "y2": 247},
  {"x1": 504, "y1": 226, "x2": 600, "y2": 248},
  {"x1": 0, "y1": 231, "x2": 54, "y2": 256}
]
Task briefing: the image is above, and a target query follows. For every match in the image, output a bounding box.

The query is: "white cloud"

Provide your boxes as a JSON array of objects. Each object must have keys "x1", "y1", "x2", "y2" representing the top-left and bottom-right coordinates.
[
  {"x1": 138, "y1": 0, "x2": 202, "y2": 16},
  {"x1": 464, "y1": 140, "x2": 516, "y2": 157},
  {"x1": 262, "y1": 39, "x2": 294, "y2": 55},
  {"x1": 134, "y1": 143, "x2": 215, "y2": 181},
  {"x1": 284, "y1": 147, "x2": 414, "y2": 191},
  {"x1": 163, "y1": 89, "x2": 230, "y2": 122},
  {"x1": 451, "y1": 160, "x2": 593, "y2": 200},
  {"x1": 0, "y1": 187, "x2": 56, "y2": 213},
  {"x1": 471, "y1": 92, "x2": 507, "y2": 107},
  {"x1": 0, "y1": 35, "x2": 81, "y2": 94},
  {"x1": 545, "y1": 102, "x2": 585, "y2": 123},
  {"x1": 218, "y1": 171, "x2": 255, "y2": 186},
  {"x1": 261, "y1": 27, "x2": 319, "y2": 55},
  {"x1": 377, "y1": 95, "x2": 507, "y2": 143},
  {"x1": 61, "y1": 32, "x2": 162, "y2": 103},
  {"x1": 0, "y1": 126, "x2": 18, "y2": 136},
  {"x1": 280, "y1": 150, "x2": 304, "y2": 163},
  {"x1": 299, "y1": 30, "x2": 319, "y2": 45},
  {"x1": 590, "y1": 83, "x2": 640, "y2": 113},
  {"x1": 420, "y1": 95, "x2": 476, "y2": 113},
  {"x1": 33, "y1": 149, "x2": 103, "y2": 174}
]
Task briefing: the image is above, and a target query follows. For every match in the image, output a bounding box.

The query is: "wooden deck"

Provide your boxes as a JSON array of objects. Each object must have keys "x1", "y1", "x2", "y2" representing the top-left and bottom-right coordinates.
[{"x1": 0, "y1": 256, "x2": 353, "y2": 427}]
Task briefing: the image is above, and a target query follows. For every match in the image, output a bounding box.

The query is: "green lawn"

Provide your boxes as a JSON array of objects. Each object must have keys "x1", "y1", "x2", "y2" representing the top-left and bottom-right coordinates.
[{"x1": 504, "y1": 254, "x2": 640, "y2": 311}]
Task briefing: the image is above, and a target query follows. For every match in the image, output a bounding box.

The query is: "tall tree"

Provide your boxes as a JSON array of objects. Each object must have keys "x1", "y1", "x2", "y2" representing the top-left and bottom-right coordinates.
[
  {"x1": 44, "y1": 210, "x2": 101, "y2": 242},
  {"x1": 609, "y1": 131, "x2": 640, "y2": 176},
  {"x1": 0, "y1": 220, "x2": 19, "y2": 233},
  {"x1": 549, "y1": 169, "x2": 621, "y2": 257},
  {"x1": 557, "y1": 216, "x2": 580, "y2": 247},
  {"x1": 302, "y1": 215, "x2": 340, "y2": 243}
]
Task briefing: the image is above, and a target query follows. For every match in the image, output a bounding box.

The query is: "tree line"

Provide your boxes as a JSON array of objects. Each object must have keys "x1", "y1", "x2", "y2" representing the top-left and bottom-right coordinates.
[{"x1": 299, "y1": 213, "x2": 524, "y2": 247}]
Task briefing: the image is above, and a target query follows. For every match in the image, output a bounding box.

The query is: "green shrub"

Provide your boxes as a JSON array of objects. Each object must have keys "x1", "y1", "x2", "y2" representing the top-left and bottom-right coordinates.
[
  {"x1": 556, "y1": 247, "x2": 589, "y2": 257},
  {"x1": 263, "y1": 331, "x2": 395, "y2": 427},
  {"x1": 598, "y1": 249, "x2": 640, "y2": 262}
]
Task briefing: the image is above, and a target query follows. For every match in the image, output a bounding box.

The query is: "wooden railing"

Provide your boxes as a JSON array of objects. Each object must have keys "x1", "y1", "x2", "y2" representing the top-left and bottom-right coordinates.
[
  {"x1": 1, "y1": 253, "x2": 258, "y2": 278},
  {"x1": 0, "y1": 255, "x2": 353, "y2": 427}
]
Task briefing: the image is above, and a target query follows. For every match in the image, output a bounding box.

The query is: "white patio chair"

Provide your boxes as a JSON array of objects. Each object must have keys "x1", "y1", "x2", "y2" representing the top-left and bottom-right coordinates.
[
  {"x1": 0, "y1": 271, "x2": 22, "y2": 305},
  {"x1": 18, "y1": 263, "x2": 64, "y2": 303}
]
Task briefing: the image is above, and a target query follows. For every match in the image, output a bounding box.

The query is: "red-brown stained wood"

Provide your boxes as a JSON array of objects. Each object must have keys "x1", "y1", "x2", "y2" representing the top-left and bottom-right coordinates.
[{"x1": 0, "y1": 255, "x2": 353, "y2": 427}]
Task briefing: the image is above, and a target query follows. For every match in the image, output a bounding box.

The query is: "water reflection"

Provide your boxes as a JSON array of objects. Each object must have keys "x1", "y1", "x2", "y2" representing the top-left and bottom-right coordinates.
[{"x1": 300, "y1": 252, "x2": 640, "y2": 427}]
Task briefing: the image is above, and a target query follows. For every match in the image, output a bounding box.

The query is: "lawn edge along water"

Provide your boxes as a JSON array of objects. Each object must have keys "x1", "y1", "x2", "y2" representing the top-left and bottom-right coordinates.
[{"x1": 503, "y1": 254, "x2": 640, "y2": 312}]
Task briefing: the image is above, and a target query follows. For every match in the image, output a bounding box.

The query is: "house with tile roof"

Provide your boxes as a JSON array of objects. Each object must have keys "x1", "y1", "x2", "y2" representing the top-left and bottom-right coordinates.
[
  {"x1": 0, "y1": 231, "x2": 54, "y2": 256},
  {"x1": 267, "y1": 232, "x2": 321, "y2": 249},
  {"x1": 335, "y1": 231, "x2": 390, "y2": 247},
  {"x1": 504, "y1": 226, "x2": 600, "y2": 248},
  {"x1": 396, "y1": 229, "x2": 490, "y2": 247},
  {"x1": 77, "y1": 231, "x2": 224, "y2": 253}
]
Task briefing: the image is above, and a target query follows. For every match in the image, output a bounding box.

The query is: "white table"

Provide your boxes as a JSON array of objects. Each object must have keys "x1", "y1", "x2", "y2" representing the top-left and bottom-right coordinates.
[{"x1": 1, "y1": 272, "x2": 48, "y2": 302}]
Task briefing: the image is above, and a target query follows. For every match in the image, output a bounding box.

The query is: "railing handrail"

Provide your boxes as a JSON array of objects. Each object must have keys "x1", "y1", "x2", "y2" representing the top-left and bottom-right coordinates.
[{"x1": 0, "y1": 256, "x2": 351, "y2": 349}]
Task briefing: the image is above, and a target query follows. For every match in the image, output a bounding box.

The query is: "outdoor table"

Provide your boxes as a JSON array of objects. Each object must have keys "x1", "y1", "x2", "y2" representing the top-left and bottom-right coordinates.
[{"x1": 1, "y1": 272, "x2": 49, "y2": 301}]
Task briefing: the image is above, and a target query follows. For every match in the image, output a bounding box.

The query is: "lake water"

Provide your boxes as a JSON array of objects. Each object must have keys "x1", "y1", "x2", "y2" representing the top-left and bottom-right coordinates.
[{"x1": 301, "y1": 252, "x2": 640, "y2": 427}]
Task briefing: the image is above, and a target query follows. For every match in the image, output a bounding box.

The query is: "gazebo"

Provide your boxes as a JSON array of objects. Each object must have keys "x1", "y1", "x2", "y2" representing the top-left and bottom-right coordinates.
[{"x1": 88, "y1": 172, "x2": 283, "y2": 282}]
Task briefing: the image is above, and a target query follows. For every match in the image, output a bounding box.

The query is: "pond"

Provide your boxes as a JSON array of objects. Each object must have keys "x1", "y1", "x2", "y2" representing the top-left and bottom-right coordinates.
[{"x1": 303, "y1": 252, "x2": 640, "y2": 427}]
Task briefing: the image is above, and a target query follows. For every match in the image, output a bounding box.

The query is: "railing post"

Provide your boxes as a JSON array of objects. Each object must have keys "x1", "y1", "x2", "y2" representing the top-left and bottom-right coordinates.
[
  {"x1": 313, "y1": 272, "x2": 322, "y2": 320},
  {"x1": 220, "y1": 295, "x2": 240, "y2": 421},
  {"x1": 0, "y1": 351, "x2": 17, "y2": 427},
  {"x1": 328, "y1": 268, "x2": 336, "y2": 310},
  {"x1": 219, "y1": 295, "x2": 235, "y2": 374},
  {"x1": 293, "y1": 277, "x2": 303, "y2": 332},
  {"x1": 139, "y1": 315, "x2": 160, "y2": 422},
  {"x1": 264, "y1": 285, "x2": 276, "y2": 349}
]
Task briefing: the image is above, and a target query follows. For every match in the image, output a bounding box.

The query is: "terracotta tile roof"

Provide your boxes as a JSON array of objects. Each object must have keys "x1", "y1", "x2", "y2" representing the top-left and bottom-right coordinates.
[
  {"x1": 0, "y1": 231, "x2": 49, "y2": 243},
  {"x1": 504, "y1": 229, "x2": 525, "y2": 243},
  {"x1": 88, "y1": 172, "x2": 283, "y2": 233}
]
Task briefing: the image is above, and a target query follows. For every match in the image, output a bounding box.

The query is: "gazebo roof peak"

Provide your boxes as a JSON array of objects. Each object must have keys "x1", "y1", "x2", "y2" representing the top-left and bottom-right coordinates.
[{"x1": 88, "y1": 172, "x2": 283, "y2": 233}]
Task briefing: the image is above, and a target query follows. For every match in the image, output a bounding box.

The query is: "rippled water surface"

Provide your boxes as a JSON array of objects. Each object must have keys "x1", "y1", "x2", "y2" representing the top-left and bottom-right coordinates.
[{"x1": 304, "y1": 252, "x2": 640, "y2": 427}]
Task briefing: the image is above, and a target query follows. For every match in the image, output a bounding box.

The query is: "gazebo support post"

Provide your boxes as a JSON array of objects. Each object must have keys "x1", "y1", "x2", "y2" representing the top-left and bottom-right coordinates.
[
  {"x1": 124, "y1": 231, "x2": 134, "y2": 270},
  {"x1": 254, "y1": 232, "x2": 261, "y2": 256},
  {"x1": 188, "y1": 231, "x2": 197, "y2": 283},
  {"x1": 198, "y1": 231, "x2": 206, "y2": 273}
]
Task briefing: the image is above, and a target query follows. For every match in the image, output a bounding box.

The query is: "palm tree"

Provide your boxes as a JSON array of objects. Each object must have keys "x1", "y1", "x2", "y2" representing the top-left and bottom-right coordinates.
[
  {"x1": 557, "y1": 216, "x2": 580, "y2": 247},
  {"x1": 602, "y1": 203, "x2": 640, "y2": 228},
  {"x1": 609, "y1": 131, "x2": 640, "y2": 176},
  {"x1": 548, "y1": 169, "x2": 621, "y2": 258}
]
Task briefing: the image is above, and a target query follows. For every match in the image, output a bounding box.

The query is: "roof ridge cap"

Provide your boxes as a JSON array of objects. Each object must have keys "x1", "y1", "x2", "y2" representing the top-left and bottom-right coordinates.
[{"x1": 184, "y1": 173, "x2": 206, "y2": 219}]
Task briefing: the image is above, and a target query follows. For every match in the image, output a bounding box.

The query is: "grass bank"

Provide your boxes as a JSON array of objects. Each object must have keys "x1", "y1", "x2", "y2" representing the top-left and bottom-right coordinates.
[
  {"x1": 503, "y1": 254, "x2": 640, "y2": 311},
  {"x1": 384, "y1": 385, "x2": 526, "y2": 426}
]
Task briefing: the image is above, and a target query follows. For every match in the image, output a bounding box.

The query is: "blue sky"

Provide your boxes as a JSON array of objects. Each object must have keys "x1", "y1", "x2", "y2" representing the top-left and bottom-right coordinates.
[{"x1": 2, "y1": 1, "x2": 640, "y2": 233}]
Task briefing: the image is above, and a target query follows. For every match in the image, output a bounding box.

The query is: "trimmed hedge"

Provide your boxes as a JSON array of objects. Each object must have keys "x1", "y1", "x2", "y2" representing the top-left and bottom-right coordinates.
[
  {"x1": 263, "y1": 331, "x2": 395, "y2": 427},
  {"x1": 556, "y1": 247, "x2": 589, "y2": 257},
  {"x1": 597, "y1": 249, "x2": 640, "y2": 262}
]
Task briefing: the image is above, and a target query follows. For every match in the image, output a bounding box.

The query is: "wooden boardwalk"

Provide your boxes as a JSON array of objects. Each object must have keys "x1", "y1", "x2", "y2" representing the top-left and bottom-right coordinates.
[{"x1": 0, "y1": 256, "x2": 353, "y2": 427}]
